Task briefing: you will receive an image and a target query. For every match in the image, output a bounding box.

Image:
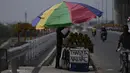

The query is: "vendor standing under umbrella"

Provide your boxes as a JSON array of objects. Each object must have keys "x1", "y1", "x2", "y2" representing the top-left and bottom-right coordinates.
[{"x1": 55, "y1": 27, "x2": 70, "y2": 69}]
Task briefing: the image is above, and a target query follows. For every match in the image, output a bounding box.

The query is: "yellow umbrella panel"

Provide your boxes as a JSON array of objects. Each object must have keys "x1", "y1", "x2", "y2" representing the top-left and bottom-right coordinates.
[{"x1": 35, "y1": 2, "x2": 62, "y2": 29}]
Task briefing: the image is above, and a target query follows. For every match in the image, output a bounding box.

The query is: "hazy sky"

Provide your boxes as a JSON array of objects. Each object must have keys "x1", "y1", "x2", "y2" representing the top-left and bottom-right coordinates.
[{"x1": 0, "y1": 0, "x2": 113, "y2": 23}]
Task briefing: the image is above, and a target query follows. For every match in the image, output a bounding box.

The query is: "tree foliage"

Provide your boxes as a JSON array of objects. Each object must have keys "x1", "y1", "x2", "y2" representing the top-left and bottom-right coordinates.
[
  {"x1": 13, "y1": 22, "x2": 35, "y2": 32},
  {"x1": 0, "y1": 23, "x2": 12, "y2": 38}
]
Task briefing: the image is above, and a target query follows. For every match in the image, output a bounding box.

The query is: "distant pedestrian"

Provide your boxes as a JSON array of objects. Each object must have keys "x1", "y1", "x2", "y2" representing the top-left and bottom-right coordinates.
[{"x1": 55, "y1": 27, "x2": 70, "y2": 69}]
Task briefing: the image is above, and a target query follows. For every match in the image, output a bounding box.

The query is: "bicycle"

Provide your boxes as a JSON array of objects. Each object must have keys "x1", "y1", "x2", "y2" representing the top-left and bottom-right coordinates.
[{"x1": 116, "y1": 47, "x2": 130, "y2": 73}]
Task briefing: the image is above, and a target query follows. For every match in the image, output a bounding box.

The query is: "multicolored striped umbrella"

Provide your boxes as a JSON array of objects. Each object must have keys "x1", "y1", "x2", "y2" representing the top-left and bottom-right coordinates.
[{"x1": 32, "y1": 1, "x2": 103, "y2": 29}]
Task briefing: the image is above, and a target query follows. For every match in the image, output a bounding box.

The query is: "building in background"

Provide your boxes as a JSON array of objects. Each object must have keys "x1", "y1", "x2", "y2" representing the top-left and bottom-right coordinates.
[{"x1": 114, "y1": 0, "x2": 130, "y2": 25}]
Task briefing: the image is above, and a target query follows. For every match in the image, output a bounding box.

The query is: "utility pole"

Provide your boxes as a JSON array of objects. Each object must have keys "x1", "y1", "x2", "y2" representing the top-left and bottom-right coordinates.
[{"x1": 106, "y1": 0, "x2": 107, "y2": 24}]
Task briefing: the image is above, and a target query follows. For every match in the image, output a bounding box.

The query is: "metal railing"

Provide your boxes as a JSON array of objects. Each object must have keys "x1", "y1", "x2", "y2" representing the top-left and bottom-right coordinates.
[{"x1": 0, "y1": 32, "x2": 56, "y2": 73}]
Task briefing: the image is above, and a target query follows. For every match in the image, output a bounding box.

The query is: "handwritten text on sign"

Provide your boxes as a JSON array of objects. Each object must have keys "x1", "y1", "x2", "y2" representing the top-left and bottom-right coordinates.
[{"x1": 70, "y1": 49, "x2": 89, "y2": 63}]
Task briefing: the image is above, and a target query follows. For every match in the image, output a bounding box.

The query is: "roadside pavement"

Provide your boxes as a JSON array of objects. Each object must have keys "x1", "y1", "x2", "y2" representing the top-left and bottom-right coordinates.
[
  {"x1": 2, "y1": 46, "x2": 96, "y2": 73},
  {"x1": 38, "y1": 66, "x2": 95, "y2": 73},
  {"x1": 36, "y1": 57, "x2": 95, "y2": 73},
  {"x1": 2, "y1": 59, "x2": 95, "y2": 73}
]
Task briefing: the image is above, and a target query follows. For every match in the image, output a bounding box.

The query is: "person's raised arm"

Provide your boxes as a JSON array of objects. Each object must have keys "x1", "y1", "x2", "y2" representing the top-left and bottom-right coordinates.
[{"x1": 62, "y1": 30, "x2": 70, "y2": 38}]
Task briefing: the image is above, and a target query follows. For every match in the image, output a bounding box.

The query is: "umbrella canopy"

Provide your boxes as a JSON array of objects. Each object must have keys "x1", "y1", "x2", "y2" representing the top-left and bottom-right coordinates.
[{"x1": 32, "y1": 1, "x2": 103, "y2": 29}]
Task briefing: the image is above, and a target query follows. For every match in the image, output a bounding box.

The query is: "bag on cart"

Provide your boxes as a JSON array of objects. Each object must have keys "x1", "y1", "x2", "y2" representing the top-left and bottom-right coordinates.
[{"x1": 61, "y1": 48, "x2": 70, "y2": 69}]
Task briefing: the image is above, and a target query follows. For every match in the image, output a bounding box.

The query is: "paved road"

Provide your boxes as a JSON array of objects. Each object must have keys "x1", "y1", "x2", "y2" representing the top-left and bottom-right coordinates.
[{"x1": 86, "y1": 31, "x2": 121, "y2": 73}]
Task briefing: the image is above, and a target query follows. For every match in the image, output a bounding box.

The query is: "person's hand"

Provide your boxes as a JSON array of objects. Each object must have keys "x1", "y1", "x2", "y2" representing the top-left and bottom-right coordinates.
[
  {"x1": 116, "y1": 49, "x2": 120, "y2": 52},
  {"x1": 116, "y1": 47, "x2": 121, "y2": 52},
  {"x1": 116, "y1": 46, "x2": 119, "y2": 52}
]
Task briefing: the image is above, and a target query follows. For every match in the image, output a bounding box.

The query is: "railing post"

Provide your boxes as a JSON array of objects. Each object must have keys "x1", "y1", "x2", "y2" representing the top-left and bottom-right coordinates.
[
  {"x1": 11, "y1": 58, "x2": 19, "y2": 73},
  {"x1": 0, "y1": 49, "x2": 8, "y2": 73}
]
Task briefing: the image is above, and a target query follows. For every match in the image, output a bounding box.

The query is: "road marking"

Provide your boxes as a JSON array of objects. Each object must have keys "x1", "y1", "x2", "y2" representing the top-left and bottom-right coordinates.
[
  {"x1": 38, "y1": 46, "x2": 56, "y2": 67},
  {"x1": 106, "y1": 69, "x2": 114, "y2": 71}
]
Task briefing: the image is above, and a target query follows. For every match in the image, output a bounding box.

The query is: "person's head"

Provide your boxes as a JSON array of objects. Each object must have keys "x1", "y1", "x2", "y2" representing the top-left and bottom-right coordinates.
[
  {"x1": 59, "y1": 27, "x2": 65, "y2": 30},
  {"x1": 56, "y1": 27, "x2": 65, "y2": 32},
  {"x1": 93, "y1": 26, "x2": 96, "y2": 28},
  {"x1": 123, "y1": 25, "x2": 129, "y2": 32},
  {"x1": 102, "y1": 26, "x2": 105, "y2": 28}
]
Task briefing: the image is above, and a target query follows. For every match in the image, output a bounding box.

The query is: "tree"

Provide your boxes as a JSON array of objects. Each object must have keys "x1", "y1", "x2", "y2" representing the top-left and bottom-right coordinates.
[
  {"x1": 12, "y1": 22, "x2": 36, "y2": 42},
  {"x1": 0, "y1": 23, "x2": 11, "y2": 38}
]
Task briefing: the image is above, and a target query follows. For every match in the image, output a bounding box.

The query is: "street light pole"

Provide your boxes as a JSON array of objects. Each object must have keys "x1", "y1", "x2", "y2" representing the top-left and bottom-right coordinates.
[
  {"x1": 106, "y1": 0, "x2": 107, "y2": 24},
  {"x1": 25, "y1": 8, "x2": 27, "y2": 23},
  {"x1": 95, "y1": 0, "x2": 100, "y2": 24},
  {"x1": 97, "y1": 3, "x2": 100, "y2": 24},
  {"x1": 102, "y1": 0, "x2": 104, "y2": 23},
  {"x1": 112, "y1": 0, "x2": 114, "y2": 23},
  {"x1": 25, "y1": 11, "x2": 27, "y2": 23}
]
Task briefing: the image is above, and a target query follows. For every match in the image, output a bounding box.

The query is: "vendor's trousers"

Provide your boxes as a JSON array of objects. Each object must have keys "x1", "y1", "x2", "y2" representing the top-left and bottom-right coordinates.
[{"x1": 55, "y1": 46, "x2": 62, "y2": 68}]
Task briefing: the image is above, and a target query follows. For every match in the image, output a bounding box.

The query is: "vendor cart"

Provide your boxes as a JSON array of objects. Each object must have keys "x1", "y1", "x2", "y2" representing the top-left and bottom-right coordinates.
[
  {"x1": 60, "y1": 32, "x2": 93, "y2": 72},
  {"x1": 61, "y1": 47, "x2": 90, "y2": 72}
]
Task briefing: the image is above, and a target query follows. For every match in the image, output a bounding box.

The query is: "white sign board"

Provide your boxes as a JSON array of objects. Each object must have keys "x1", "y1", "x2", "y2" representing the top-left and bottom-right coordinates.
[{"x1": 69, "y1": 48, "x2": 89, "y2": 63}]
